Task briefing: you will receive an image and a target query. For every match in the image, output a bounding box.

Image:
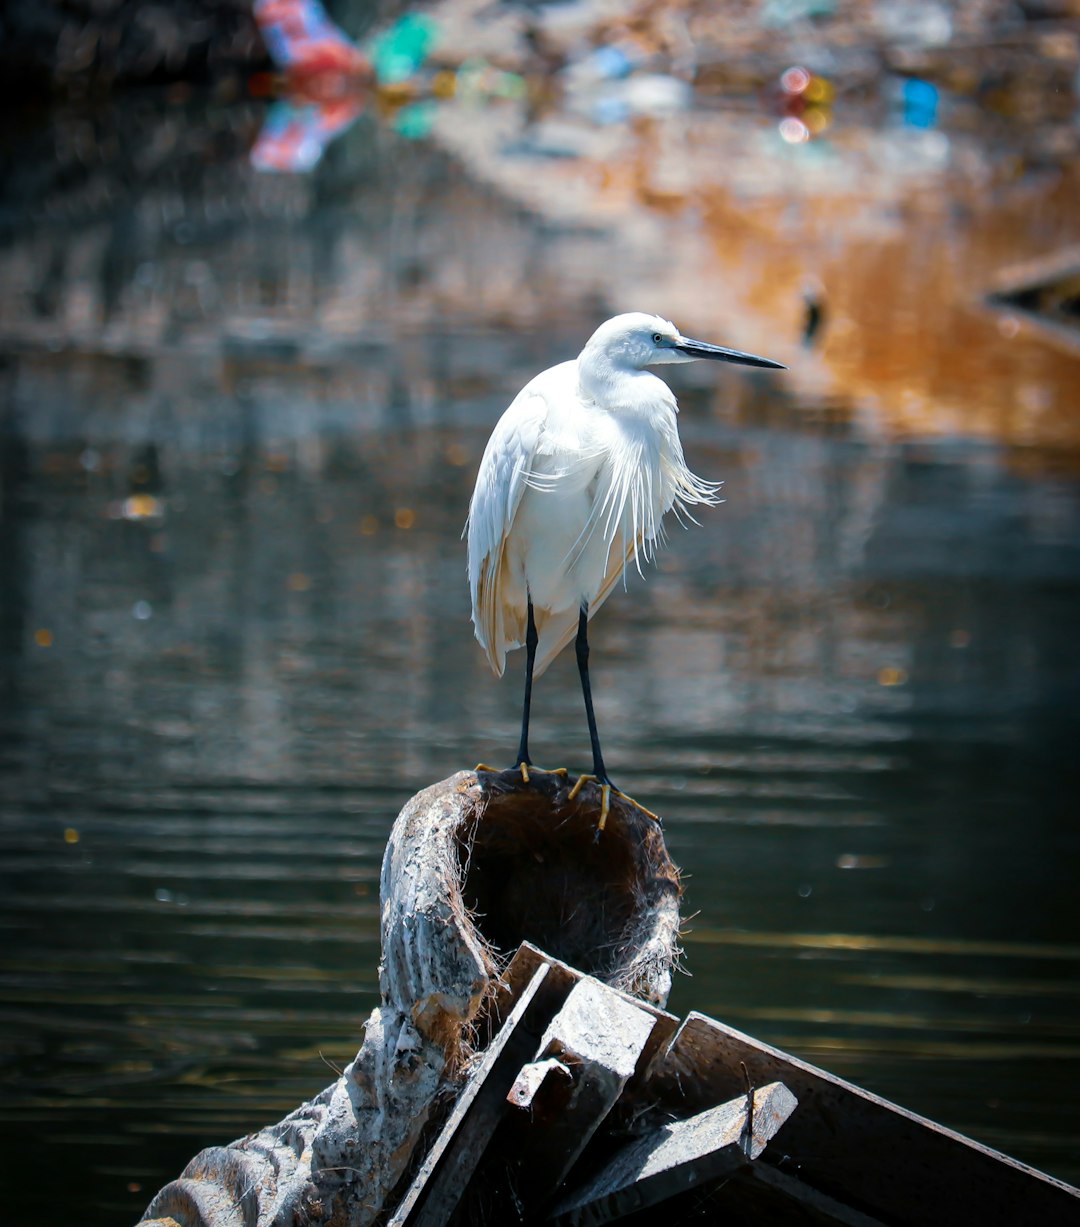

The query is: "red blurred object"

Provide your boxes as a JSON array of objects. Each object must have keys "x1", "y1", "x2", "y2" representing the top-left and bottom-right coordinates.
[
  {"x1": 780, "y1": 65, "x2": 812, "y2": 96},
  {"x1": 250, "y1": 0, "x2": 372, "y2": 171},
  {"x1": 254, "y1": 0, "x2": 370, "y2": 80}
]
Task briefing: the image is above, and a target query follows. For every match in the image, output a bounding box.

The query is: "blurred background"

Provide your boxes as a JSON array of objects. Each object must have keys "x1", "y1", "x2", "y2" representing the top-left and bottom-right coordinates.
[{"x1": 1, "y1": 0, "x2": 1079, "y2": 1220}]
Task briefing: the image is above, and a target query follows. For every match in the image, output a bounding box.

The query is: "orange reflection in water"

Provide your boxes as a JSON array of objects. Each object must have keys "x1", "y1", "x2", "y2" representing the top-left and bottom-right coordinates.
[
  {"x1": 577, "y1": 116, "x2": 1080, "y2": 458},
  {"x1": 702, "y1": 142, "x2": 1080, "y2": 457}
]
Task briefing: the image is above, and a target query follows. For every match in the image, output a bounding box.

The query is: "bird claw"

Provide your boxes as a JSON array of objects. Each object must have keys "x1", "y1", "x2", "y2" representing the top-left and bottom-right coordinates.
[
  {"x1": 567, "y1": 773, "x2": 593, "y2": 803},
  {"x1": 615, "y1": 789, "x2": 661, "y2": 825},
  {"x1": 568, "y1": 773, "x2": 660, "y2": 830},
  {"x1": 475, "y1": 762, "x2": 570, "y2": 782},
  {"x1": 567, "y1": 774, "x2": 611, "y2": 831},
  {"x1": 519, "y1": 763, "x2": 570, "y2": 783}
]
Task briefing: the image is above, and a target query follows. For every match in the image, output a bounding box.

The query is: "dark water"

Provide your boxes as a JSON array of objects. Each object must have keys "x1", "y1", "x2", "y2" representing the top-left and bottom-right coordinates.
[{"x1": 1, "y1": 93, "x2": 1079, "y2": 1222}]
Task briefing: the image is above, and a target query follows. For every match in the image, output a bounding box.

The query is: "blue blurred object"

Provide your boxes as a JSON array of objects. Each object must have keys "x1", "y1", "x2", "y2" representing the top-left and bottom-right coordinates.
[
  {"x1": 761, "y1": 0, "x2": 837, "y2": 26},
  {"x1": 251, "y1": 98, "x2": 362, "y2": 172},
  {"x1": 585, "y1": 45, "x2": 634, "y2": 80},
  {"x1": 902, "y1": 77, "x2": 939, "y2": 128},
  {"x1": 591, "y1": 94, "x2": 630, "y2": 125}
]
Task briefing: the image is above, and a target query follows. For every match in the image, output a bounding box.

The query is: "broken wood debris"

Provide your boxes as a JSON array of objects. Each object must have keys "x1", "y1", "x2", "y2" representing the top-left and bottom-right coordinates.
[
  {"x1": 390, "y1": 940, "x2": 797, "y2": 1224},
  {"x1": 389, "y1": 942, "x2": 1080, "y2": 1226},
  {"x1": 548, "y1": 1081, "x2": 798, "y2": 1225}
]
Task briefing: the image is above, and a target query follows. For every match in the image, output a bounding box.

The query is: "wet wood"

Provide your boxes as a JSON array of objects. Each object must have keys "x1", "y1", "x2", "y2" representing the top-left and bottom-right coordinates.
[
  {"x1": 462, "y1": 767, "x2": 682, "y2": 1005},
  {"x1": 733, "y1": 1163, "x2": 890, "y2": 1227},
  {"x1": 508, "y1": 1055, "x2": 573, "y2": 1108},
  {"x1": 394, "y1": 973, "x2": 663, "y2": 1225},
  {"x1": 488, "y1": 941, "x2": 681, "y2": 1057},
  {"x1": 140, "y1": 770, "x2": 1080, "y2": 1227}
]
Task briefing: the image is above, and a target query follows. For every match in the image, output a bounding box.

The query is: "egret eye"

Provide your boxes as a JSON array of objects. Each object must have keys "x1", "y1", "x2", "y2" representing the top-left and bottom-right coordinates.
[{"x1": 652, "y1": 333, "x2": 664, "y2": 345}]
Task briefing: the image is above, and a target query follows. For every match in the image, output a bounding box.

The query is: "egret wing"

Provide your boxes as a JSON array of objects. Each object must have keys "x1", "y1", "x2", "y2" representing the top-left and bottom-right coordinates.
[{"x1": 466, "y1": 389, "x2": 549, "y2": 675}]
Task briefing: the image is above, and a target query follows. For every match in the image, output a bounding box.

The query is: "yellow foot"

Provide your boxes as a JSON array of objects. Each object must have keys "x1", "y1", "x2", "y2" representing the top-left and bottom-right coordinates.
[
  {"x1": 474, "y1": 763, "x2": 570, "y2": 782},
  {"x1": 566, "y1": 774, "x2": 611, "y2": 830},
  {"x1": 520, "y1": 763, "x2": 572, "y2": 783},
  {"x1": 567, "y1": 773, "x2": 591, "y2": 802},
  {"x1": 617, "y1": 790, "x2": 661, "y2": 825},
  {"x1": 567, "y1": 774, "x2": 661, "y2": 830}
]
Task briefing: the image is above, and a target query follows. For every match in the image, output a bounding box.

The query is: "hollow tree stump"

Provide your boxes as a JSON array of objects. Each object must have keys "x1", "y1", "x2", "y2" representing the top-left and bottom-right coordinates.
[{"x1": 139, "y1": 768, "x2": 681, "y2": 1227}]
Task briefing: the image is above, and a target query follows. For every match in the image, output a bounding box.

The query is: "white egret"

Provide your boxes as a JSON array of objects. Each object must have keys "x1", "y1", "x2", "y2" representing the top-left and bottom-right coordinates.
[{"x1": 466, "y1": 312, "x2": 785, "y2": 822}]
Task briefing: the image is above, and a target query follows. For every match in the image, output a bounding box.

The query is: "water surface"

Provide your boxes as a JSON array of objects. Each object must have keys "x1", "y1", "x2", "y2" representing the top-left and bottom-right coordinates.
[{"x1": 1, "y1": 92, "x2": 1079, "y2": 1221}]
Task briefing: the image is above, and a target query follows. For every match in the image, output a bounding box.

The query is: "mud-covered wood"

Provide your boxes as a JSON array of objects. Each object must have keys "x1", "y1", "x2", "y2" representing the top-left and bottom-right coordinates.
[{"x1": 140, "y1": 768, "x2": 681, "y2": 1227}]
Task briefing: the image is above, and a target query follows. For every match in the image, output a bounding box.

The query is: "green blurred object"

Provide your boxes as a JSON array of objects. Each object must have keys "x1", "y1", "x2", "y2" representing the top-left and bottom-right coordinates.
[
  {"x1": 394, "y1": 101, "x2": 437, "y2": 140},
  {"x1": 370, "y1": 14, "x2": 437, "y2": 84},
  {"x1": 761, "y1": 0, "x2": 836, "y2": 25}
]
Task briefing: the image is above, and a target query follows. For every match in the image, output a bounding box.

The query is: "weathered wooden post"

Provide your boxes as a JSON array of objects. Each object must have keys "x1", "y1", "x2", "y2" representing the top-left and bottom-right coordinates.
[
  {"x1": 139, "y1": 765, "x2": 1080, "y2": 1226},
  {"x1": 139, "y1": 767, "x2": 682, "y2": 1227}
]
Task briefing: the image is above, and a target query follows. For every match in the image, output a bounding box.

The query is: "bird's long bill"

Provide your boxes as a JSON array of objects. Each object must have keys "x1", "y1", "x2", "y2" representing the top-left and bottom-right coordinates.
[{"x1": 676, "y1": 337, "x2": 787, "y2": 369}]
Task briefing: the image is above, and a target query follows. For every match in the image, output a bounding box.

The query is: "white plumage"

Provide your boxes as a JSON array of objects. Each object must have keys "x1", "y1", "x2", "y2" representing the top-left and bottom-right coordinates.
[{"x1": 465, "y1": 311, "x2": 784, "y2": 790}]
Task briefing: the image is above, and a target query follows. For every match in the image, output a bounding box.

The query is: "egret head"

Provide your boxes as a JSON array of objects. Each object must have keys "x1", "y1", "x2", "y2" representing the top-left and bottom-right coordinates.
[{"x1": 584, "y1": 312, "x2": 786, "y2": 371}]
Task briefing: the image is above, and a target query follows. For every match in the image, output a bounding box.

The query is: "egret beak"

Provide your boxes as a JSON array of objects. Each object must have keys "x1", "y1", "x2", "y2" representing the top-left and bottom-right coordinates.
[{"x1": 675, "y1": 337, "x2": 786, "y2": 370}]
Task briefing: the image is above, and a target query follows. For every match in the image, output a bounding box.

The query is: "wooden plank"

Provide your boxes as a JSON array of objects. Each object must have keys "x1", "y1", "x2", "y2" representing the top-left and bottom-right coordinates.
[
  {"x1": 548, "y1": 1081, "x2": 797, "y2": 1225},
  {"x1": 641, "y1": 1012, "x2": 1080, "y2": 1226},
  {"x1": 484, "y1": 942, "x2": 684, "y2": 1161},
  {"x1": 488, "y1": 942, "x2": 573, "y2": 1022},
  {"x1": 388, "y1": 960, "x2": 572, "y2": 1226},
  {"x1": 488, "y1": 941, "x2": 680, "y2": 1078},
  {"x1": 501, "y1": 977, "x2": 659, "y2": 1199}
]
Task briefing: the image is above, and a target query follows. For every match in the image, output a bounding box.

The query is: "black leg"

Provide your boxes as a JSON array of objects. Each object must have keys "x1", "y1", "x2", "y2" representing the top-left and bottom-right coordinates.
[
  {"x1": 515, "y1": 599, "x2": 538, "y2": 768},
  {"x1": 575, "y1": 603, "x2": 609, "y2": 783}
]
